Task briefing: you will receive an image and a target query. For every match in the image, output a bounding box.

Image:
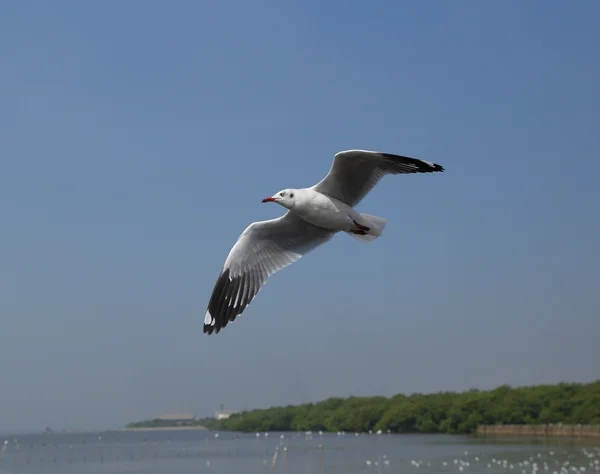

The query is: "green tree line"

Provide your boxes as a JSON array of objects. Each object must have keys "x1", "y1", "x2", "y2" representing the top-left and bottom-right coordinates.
[{"x1": 202, "y1": 380, "x2": 600, "y2": 434}]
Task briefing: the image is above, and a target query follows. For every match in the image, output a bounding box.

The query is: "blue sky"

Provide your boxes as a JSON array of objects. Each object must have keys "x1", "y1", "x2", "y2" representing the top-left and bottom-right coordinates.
[{"x1": 1, "y1": 1, "x2": 599, "y2": 433}]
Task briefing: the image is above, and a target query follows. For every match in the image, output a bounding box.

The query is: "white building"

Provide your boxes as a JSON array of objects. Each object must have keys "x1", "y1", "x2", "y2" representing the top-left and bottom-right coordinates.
[{"x1": 215, "y1": 410, "x2": 238, "y2": 420}]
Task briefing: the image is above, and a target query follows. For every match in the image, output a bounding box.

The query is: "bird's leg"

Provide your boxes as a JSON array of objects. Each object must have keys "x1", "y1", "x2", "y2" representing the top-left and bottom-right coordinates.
[
  {"x1": 349, "y1": 219, "x2": 369, "y2": 235},
  {"x1": 352, "y1": 220, "x2": 370, "y2": 231}
]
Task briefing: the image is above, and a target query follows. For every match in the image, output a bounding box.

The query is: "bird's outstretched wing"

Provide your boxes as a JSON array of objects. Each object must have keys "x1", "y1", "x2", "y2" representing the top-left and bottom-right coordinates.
[
  {"x1": 311, "y1": 150, "x2": 444, "y2": 207},
  {"x1": 204, "y1": 211, "x2": 335, "y2": 335}
]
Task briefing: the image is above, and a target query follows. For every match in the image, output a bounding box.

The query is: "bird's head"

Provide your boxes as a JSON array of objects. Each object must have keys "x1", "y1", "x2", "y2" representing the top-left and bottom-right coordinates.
[{"x1": 262, "y1": 189, "x2": 297, "y2": 209}]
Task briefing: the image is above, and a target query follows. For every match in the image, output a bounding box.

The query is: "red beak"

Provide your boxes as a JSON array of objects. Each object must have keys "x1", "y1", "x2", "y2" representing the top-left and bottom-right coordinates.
[{"x1": 262, "y1": 197, "x2": 276, "y2": 203}]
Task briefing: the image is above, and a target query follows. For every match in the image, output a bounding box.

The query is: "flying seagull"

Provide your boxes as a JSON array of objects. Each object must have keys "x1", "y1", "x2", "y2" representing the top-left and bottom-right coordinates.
[{"x1": 203, "y1": 149, "x2": 444, "y2": 335}]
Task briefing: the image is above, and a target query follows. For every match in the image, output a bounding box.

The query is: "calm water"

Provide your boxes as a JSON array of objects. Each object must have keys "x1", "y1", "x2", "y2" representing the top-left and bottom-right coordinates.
[{"x1": 0, "y1": 429, "x2": 598, "y2": 474}]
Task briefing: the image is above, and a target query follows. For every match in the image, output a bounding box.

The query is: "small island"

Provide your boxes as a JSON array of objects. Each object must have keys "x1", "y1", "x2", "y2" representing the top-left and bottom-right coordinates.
[
  {"x1": 200, "y1": 380, "x2": 600, "y2": 435},
  {"x1": 125, "y1": 414, "x2": 210, "y2": 431}
]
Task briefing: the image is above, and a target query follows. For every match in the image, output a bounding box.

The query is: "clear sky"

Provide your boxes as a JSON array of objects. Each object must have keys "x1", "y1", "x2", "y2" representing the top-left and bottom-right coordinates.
[{"x1": 1, "y1": 1, "x2": 599, "y2": 433}]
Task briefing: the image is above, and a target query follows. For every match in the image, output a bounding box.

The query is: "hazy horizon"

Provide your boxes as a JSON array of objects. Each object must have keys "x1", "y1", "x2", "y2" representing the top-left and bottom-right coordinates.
[
  {"x1": 1, "y1": 1, "x2": 599, "y2": 434},
  {"x1": 2, "y1": 376, "x2": 599, "y2": 435}
]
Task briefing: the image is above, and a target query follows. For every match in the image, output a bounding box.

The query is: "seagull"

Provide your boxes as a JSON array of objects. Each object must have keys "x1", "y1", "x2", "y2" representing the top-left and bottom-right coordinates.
[{"x1": 203, "y1": 149, "x2": 444, "y2": 334}]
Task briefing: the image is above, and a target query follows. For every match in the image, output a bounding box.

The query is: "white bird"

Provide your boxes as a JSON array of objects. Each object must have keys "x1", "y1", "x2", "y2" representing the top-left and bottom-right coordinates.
[{"x1": 203, "y1": 149, "x2": 444, "y2": 334}]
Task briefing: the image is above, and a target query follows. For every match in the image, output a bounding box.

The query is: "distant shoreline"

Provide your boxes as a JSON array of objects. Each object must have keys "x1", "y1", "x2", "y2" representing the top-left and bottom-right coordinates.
[
  {"x1": 477, "y1": 424, "x2": 600, "y2": 439},
  {"x1": 121, "y1": 426, "x2": 207, "y2": 432},
  {"x1": 206, "y1": 380, "x2": 600, "y2": 435}
]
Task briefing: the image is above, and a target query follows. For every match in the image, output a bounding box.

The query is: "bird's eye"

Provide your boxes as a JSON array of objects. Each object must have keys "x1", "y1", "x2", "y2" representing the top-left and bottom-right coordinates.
[
  {"x1": 290, "y1": 193, "x2": 294, "y2": 198},
  {"x1": 280, "y1": 192, "x2": 285, "y2": 197}
]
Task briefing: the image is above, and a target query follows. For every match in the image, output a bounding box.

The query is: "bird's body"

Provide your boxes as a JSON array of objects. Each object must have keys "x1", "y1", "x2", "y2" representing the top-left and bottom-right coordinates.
[
  {"x1": 203, "y1": 149, "x2": 445, "y2": 335},
  {"x1": 284, "y1": 188, "x2": 366, "y2": 232}
]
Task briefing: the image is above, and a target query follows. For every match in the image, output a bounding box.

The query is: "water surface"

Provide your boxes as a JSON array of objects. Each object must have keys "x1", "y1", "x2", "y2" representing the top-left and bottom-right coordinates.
[{"x1": 0, "y1": 429, "x2": 598, "y2": 473}]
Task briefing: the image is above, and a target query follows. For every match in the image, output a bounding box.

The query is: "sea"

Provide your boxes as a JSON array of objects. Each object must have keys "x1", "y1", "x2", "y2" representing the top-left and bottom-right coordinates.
[{"x1": 0, "y1": 429, "x2": 598, "y2": 474}]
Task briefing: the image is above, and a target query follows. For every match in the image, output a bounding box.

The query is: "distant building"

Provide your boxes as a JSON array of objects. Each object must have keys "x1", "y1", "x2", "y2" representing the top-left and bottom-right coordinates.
[
  {"x1": 153, "y1": 414, "x2": 196, "y2": 426},
  {"x1": 215, "y1": 410, "x2": 238, "y2": 420}
]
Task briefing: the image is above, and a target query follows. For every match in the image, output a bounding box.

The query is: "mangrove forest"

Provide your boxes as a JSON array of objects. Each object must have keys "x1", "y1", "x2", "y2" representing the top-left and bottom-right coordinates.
[{"x1": 202, "y1": 380, "x2": 600, "y2": 434}]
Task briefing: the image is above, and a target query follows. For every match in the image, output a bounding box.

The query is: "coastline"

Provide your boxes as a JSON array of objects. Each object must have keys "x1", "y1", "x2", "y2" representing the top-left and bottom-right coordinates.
[
  {"x1": 477, "y1": 424, "x2": 600, "y2": 439},
  {"x1": 121, "y1": 426, "x2": 208, "y2": 432},
  {"x1": 207, "y1": 380, "x2": 599, "y2": 435}
]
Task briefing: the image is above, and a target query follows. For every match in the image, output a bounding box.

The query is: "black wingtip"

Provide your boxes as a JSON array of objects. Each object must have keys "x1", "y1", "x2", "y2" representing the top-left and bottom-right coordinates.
[
  {"x1": 203, "y1": 267, "x2": 253, "y2": 336},
  {"x1": 203, "y1": 322, "x2": 224, "y2": 335},
  {"x1": 380, "y1": 152, "x2": 445, "y2": 173}
]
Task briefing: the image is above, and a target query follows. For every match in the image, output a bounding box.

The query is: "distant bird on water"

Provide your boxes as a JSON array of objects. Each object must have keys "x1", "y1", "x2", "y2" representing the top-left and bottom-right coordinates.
[{"x1": 203, "y1": 149, "x2": 445, "y2": 335}]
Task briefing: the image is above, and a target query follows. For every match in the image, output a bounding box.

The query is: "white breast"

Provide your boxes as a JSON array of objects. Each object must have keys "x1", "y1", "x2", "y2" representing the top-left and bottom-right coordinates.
[{"x1": 293, "y1": 189, "x2": 356, "y2": 231}]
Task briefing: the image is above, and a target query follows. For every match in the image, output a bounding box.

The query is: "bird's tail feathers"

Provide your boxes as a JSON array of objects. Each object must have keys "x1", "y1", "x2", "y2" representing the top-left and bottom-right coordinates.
[{"x1": 346, "y1": 213, "x2": 387, "y2": 243}]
